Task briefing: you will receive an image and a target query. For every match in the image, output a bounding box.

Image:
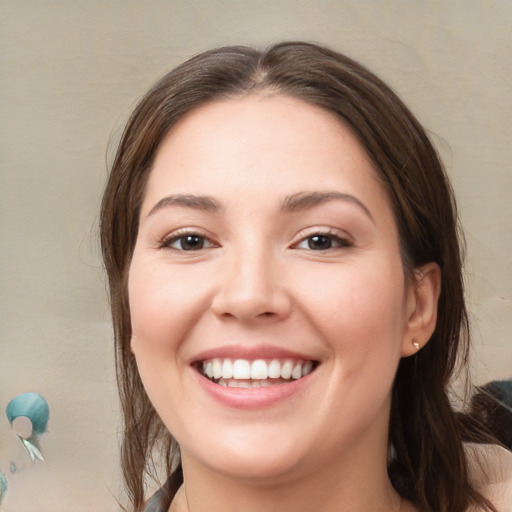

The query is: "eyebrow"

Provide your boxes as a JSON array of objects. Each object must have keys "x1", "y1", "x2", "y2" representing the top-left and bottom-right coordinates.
[
  {"x1": 282, "y1": 191, "x2": 374, "y2": 222},
  {"x1": 147, "y1": 191, "x2": 373, "y2": 222},
  {"x1": 147, "y1": 194, "x2": 222, "y2": 217}
]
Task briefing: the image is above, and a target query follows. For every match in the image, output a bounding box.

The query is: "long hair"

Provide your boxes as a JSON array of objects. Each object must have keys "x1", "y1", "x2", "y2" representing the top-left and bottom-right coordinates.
[{"x1": 100, "y1": 42, "x2": 497, "y2": 511}]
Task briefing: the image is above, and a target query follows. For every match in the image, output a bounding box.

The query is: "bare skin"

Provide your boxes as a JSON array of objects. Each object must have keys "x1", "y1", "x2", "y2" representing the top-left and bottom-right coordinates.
[{"x1": 130, "y1": 95, "x2": 439, "y2": 512}]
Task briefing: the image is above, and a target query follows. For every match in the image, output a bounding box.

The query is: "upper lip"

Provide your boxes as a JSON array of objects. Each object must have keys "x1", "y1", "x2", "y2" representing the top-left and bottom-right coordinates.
[{"x1": 189, "y1": 344, "x2": 319, "y2": 364}]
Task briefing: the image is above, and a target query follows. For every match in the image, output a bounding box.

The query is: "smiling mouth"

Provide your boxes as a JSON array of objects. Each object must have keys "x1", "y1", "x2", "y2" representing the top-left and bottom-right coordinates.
[{"x1": 196, "y1": 358, "x2": 318, "y2": 388}]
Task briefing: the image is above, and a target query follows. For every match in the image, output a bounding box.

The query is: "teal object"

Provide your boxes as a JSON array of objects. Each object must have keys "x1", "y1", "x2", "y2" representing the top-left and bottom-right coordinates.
[
  {"x1": 1, "y1": 393, "x2": 50, "y2": 504},
  {"x1": 6, "y1": 392, "x2": 49, "y2": 461},
  {"x1": 6, "y1": 392, "x2": 49, "y2": 435},
  {"x1": 0, "y1": 471, "x2": 7, "y2": 504}
]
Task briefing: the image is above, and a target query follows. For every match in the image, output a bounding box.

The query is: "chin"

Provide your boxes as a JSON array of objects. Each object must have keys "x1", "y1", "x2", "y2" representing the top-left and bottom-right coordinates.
[
  {"x1": 194, "y1": 451, "x2": 308, "y2": 484},
  {"x1": 180, "y1": 425, "x2": 314, "y2": 484}
]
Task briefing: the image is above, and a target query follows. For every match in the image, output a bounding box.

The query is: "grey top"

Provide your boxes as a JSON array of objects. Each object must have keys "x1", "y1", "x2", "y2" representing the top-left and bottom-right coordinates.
[{"x1": 143, "y1": 482, "x2": 173, "y2": 512}]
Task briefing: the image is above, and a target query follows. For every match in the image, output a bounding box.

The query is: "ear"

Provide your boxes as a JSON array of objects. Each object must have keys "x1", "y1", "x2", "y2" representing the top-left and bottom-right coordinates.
[{"x1": 401, "y1": 262, "x2": 441, "y2": 357}]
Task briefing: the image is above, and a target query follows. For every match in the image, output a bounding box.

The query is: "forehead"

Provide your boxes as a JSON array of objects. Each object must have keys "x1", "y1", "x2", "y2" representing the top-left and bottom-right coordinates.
[{"x1": 142, "y1": 94, "x2": 390, "y2": 218}]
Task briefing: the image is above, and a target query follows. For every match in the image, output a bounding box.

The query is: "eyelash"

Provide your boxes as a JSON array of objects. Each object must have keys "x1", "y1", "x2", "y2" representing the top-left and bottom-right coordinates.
[
  {"x1": 293, "y1": 231, "x2": 352, "y2": 251},
  {"x1": 158, "y1": 229, "x2": 352, "y2": 253},
  {"x1": 158, "y1": 231, "x2": 217, "y2": 252}
]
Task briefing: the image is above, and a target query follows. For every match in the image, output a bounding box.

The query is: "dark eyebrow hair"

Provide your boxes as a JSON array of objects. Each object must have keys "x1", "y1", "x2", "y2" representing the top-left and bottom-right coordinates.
[
  {"x1": 147, "y1": 191, "x2": 373, "y2": 222},
  {"x1": 282, "y1": 191, "x2": 374, "y2": 222},
  {"x1": 147, "y1": 194, "x2": 222, "y2": 217}
]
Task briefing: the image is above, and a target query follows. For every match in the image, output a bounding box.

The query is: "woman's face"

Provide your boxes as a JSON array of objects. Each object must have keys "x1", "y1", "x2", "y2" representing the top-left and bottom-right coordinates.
[{"x1": 129, "y1": 95, "x2": 422, "y2": 482}]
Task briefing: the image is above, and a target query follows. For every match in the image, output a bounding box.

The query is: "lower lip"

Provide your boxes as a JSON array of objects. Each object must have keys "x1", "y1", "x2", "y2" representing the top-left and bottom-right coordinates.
[{"x1": 193, "y1": 369, "x2": 315, "y2": 409}]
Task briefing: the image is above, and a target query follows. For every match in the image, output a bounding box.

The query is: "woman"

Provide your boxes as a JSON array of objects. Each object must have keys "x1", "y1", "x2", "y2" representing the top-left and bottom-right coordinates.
[{"x1": 100, "y1": 42, "x2": 510, "y2": 512}]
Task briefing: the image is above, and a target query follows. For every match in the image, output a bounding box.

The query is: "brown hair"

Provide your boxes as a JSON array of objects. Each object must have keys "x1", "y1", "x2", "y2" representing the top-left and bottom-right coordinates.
[{"x1": 100, "y1": 42, "x2": 497, "y2": 511}]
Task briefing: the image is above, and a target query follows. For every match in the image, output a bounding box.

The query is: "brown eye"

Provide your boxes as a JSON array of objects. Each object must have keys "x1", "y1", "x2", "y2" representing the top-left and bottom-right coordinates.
[
  {"x1": 179, "y1": 235, "x2": 205, "y2": 250},
  {"x1": 164, "y1": 234, "x2": 214, "y2": 251},
  {"x1": 295, "y1": 233, "x2": 351, "y2": 251},
  {"x1": 307, "y1": 235, "x2": 334, "y2": 250}
]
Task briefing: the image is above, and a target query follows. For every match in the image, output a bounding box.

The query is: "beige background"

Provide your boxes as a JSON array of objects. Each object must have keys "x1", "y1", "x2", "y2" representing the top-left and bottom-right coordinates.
[{"x1": 1, "y1": 1, "x2": 510, "y2": 510}]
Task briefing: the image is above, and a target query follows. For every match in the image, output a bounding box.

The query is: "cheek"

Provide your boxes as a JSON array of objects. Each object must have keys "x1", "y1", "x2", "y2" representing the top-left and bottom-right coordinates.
[
  {"x1": 293, "y1": 259, "x2": 407, "y2": 403},
  {"x1": 127, "y1": 259, "x2": 198, "y2": 420},
  {"x1": 296, "y1": 260, "x2": 407, "y2": 344},
  {"x1": 128, "y1": 258, "x2": 202, "y2": 357}
]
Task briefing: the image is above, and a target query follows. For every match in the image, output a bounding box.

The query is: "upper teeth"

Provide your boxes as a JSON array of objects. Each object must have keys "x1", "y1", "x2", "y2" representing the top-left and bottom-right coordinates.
[{"x1": 202, "y1": 358, "x2": 314, "y2": 381}]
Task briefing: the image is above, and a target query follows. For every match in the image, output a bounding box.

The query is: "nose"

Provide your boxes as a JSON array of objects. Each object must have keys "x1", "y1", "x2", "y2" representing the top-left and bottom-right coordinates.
[{"x1": 211, "y1": 246, "x2": 292, "y2": 323}]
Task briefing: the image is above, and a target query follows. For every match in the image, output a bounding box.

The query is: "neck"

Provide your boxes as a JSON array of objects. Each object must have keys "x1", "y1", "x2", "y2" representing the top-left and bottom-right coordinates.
[{"x1": 172, "y1": 442, "x2": 403, "y2": 512}]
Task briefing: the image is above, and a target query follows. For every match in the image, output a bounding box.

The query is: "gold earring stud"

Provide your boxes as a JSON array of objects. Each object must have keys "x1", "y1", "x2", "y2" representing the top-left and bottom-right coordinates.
[{"x1": 412, "y1": 339, "x2": 420, "y2": 351}]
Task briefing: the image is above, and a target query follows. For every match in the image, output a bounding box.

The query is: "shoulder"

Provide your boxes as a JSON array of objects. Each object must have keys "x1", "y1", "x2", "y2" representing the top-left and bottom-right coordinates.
[{"x1": 465, "y1": 443, "x2": 512, "y2": 512}]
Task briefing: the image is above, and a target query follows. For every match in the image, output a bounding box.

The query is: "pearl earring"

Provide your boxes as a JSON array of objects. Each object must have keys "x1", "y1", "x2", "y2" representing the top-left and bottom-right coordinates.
[{"x1": 412, "y1": 339, "x2": 420, "y2": 351}]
